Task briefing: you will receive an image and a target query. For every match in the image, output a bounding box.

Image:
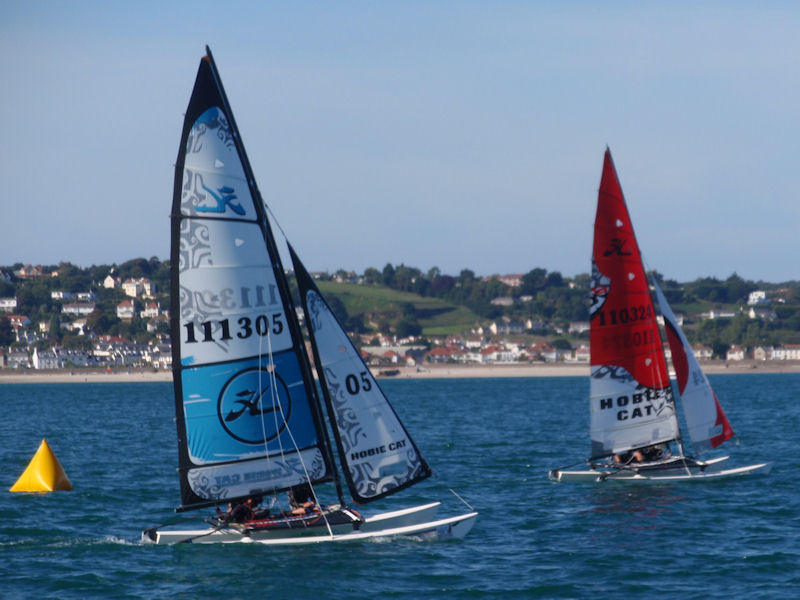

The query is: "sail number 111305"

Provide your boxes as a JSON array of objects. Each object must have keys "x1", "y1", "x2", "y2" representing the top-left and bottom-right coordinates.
[{"x1": 184, "y1": 313, "x2": 284, "y2": 344}]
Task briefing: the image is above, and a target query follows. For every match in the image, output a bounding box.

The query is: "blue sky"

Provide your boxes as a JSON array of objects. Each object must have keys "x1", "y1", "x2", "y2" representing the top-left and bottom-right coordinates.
[{"x1": 2, "y1": 1, "x2": 799, "y2": 282}]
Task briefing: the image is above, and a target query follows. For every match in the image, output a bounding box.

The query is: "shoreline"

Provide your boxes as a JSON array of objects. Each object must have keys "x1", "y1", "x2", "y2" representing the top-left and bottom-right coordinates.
[{"x1": 1, "y1": 360, "x2": 799, "y2": 384}]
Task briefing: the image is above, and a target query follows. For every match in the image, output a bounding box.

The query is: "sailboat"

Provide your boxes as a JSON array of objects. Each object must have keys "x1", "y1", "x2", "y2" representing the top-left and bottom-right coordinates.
[
  {"x1": 549, "y1": 149, "x2": 772, "y2": 483},
  {"x1": 142, "y1": 47, "x2": 476, "y2": 544}
]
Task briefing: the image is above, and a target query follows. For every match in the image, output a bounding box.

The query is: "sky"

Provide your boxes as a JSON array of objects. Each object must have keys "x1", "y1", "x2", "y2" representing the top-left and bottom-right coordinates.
[{"x1": 2, "y1": 1, "x2": 799, "y2": 283}]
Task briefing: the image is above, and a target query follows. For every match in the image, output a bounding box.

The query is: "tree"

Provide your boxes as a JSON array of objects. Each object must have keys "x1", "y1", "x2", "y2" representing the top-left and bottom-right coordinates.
[
  {"x1": 363, "y1": 267, "x2": 381, "y2": 285},
  {"x1": 520, "y1": 268, "x2": 548, "y2": 294},
  {"x1": 546, "y1": 271, "x2": 564, "y2": 287},
  {"x1": 325, "y1": 294, "x2": 349, "y2": 325},
  {"x1": 0, "y1": 316, "x2": 13, "y2": 346},
  {"x1": 381, "y1": 263, "x2": 396, "y2": 287},
  {"x1": 395, "y1": 316, "x2": 422, "y2": 338}
]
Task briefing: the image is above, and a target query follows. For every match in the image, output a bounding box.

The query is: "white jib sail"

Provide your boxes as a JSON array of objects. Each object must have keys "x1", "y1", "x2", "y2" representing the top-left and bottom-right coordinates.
[{"x1": 652, "y1": 279, "x2": 734, "y2": 454}]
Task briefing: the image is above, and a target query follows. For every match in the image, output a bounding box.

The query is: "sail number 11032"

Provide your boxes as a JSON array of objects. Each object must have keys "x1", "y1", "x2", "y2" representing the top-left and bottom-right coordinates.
[
  {"x1": 596, "y1": 304, "x2": 652, "y2": 326},
  {"x1": 184, "y1": 313, "x2": 284, "y2": 344}
]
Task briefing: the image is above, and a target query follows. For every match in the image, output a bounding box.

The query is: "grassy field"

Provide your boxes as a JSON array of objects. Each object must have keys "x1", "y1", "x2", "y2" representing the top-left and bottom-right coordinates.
[{"x1": 316, "y1": 281, "x2": 481, "y2": 336}]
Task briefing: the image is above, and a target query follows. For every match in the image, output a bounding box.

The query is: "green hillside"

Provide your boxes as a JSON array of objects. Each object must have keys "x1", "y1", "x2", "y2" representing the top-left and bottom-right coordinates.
[{"x1": 316, "y1": 281, "x2": 480, "y2": 336}]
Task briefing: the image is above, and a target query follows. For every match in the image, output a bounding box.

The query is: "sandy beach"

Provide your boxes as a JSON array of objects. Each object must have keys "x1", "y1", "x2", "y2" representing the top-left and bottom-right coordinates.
[{"x1": 1, "y1": 360, "x2": 799, "y2": 384}]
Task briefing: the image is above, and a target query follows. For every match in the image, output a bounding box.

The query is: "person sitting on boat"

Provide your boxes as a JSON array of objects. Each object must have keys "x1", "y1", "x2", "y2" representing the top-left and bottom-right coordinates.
[
  {"x1": 288, "y1": 483, "x2": 318, "y2": 515},
  {"x1": 217, "y1": 496, "x2": 259, "y2": 523},
  {"x1": 641, "y1": 443, "x2": 669, "y2": 462},
  {"x1": 613, "y1": 449, "x2": 644, "y2": 464}
]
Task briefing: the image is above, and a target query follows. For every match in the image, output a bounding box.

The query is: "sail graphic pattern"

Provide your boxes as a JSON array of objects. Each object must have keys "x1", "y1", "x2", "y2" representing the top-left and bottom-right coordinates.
[
  {"x1": 171, "y1": 52, "x2": 329, "y2": 509},
  {"x1": 290, "y1": 247, "x2": 431, "y2": 504},
  {"x1": 589, "y1": 150, "x2": 679, "y2": 457},
  {"x1": 652, "y1": 279, "x2": 734, "y2": 454}
]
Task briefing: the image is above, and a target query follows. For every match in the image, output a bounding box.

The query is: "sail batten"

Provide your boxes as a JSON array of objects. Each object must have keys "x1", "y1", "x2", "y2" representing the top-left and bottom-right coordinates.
[
  {"x1": 171, "y1": 49, "x2": 333, "y2": 510},
  {"x1": 589, "y1": 150, "x2": 680, "y2": 457}
]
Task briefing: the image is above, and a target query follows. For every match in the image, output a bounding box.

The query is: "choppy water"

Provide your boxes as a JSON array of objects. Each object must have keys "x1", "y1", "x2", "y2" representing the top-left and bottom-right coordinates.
[{"x1": 0, "y1": 374, "x2": 797, "y2": 599}]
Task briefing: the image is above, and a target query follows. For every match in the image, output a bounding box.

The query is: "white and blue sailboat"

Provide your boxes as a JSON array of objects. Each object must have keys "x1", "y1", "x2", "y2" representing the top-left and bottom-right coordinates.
[{"x1": 143, "y1": 47, "x2": 476, "y2": 544}]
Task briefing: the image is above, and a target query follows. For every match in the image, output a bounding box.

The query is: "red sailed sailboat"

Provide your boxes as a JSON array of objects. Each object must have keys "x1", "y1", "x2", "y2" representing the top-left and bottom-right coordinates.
[{"x1": 549, "y1": 149, "x2": 771, "y2": 482}]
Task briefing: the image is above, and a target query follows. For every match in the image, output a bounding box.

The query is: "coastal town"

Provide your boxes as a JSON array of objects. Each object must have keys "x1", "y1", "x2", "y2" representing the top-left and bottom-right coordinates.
[{"x1": 2, "y1": 263, "x2": 800, "y2": 375}]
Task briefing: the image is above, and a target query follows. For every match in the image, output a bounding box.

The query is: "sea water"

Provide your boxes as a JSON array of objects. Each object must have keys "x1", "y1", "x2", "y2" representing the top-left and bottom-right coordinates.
[{"x1": 0, "y1": 374, "x2": 797, "y2": 599}]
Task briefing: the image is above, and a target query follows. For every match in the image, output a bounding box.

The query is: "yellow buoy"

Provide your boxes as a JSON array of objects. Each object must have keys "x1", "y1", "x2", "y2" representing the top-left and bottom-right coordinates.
[{"x1": 10, "y1": 439, "x2": 73, "y2": 493}]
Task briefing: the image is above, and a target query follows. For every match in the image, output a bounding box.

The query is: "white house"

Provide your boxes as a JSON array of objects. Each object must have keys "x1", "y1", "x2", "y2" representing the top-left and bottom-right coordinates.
[
  {"x1": 141, "y1": 302, "x2": 160, "y2": 319},
  {"x1": 747, "y1": 290, "x2": 769, "y2": 305},
  {"x1": 62, "y1": 303, "x2": 95, "y2": 316},
  {"x1": 771, "y1": 344, "x2": 800, "y2": 360},
  {"x1": 753, "y1": 346, "x2": 774, "y2": 361},
  {"x1": 568, "y1": 321, "x2": 590, "y2": 334},
  {"x1": 117, "y1": 300, "x2": 135, "y2": 320},
  {"x1": 0, "y1": 297, "x2": 17, "y2": 312},
  {"x1": 706, "y1": 309, "x2": 737, "y2": 320},
  {"x1": 692, "y1": 345, "x2": 713, "y2": 360},
  {"x1": 726, "y1": 345, "x2": 746, "y2": 361},
  {"x1": 51, "y1": 291, "x2": 75, "y2": 301},
  {"x1": 122, "y1": 278, "x2": 156, "y2": 298}
]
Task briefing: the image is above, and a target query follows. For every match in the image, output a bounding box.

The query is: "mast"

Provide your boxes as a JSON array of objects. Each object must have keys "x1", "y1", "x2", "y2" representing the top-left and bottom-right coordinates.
[
  {"x1": 290, "y1": 245, "x2": 432, "y2": 504},
  {"x1": 203, "y1": 47, "x2": 345, "y2": 503},
  {"x1": 170, "y1": 47, "x2": 335, "y2": 511},
  {"x1": 588, "y1": 149, "x2": 680, "y2": 459}
]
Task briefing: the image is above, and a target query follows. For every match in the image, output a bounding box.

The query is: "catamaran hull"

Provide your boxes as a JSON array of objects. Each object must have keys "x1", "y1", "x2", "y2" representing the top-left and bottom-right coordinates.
[
  {"x1": 143, "y1": 502, "x2": 451, "y2": 545},
  {"x1": 549, "y1": 456, "x2": 772, "y2": 482}
]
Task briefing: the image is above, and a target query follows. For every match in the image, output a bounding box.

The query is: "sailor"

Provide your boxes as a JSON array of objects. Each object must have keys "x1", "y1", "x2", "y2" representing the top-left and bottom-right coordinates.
[
  {"x1": 613, "y1": 449, "x2": 644, "y2": 464},
  {"x1": 217, "y1": 496, "x2": 259, "y2": 523},
  {"x1": 641, "y1": 443, "x2": 668, "y2": 462},
  {"x1": 288, "y1": 483, "x2": 318, "y2": 515}
]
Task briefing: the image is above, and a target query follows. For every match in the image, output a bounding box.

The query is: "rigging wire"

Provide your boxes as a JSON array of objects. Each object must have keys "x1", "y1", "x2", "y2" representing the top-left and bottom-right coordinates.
[{"x1": 254, "y1": 245, "x2": 335, "y2": 537}]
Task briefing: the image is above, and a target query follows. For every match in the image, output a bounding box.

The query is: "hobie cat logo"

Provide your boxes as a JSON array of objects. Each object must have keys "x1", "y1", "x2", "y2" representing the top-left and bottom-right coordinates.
[
  {"x1": 197, "y1": 184, "x2": 245, "y2": 215},
  {"x1": 217, "y1": 367, "x2": 292, "y2": 444}
]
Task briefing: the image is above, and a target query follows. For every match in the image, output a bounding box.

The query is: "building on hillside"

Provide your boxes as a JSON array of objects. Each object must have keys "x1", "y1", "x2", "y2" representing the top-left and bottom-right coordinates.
[
  {"x1": 0, "y1": 297, "x2": 17, "y2": 312},
  {"x1": 704, "y1": 309, "x2": 737, "y2": 320},
  {"x1": 117, "y1": 300, "x2": 135, "y2": 320},
  {"x1": 568, "y1": 321, "x2": 590, "y2": 334},
  {"x1": 13, "y1": 265, "x2": 45, "y2": 279},
  {"x1": 141, "y1": 302, "x2": 161, "y2": 319},
  {"x1": 753, "y1": 346, "x2": 774, "y2": 361},
  {"x1": 726, "y1": 345, "x2": 746, "y2": 361},
  {"x1": 5, "y1": 347, "x2": 30, "y2": 368},
  {"x1": 104, "y1": 274, "x2": 120, "y2": 289},
  {"x1": 771, "y1": 344, "x2": 800, "y2": 360},
  {"x1": 692, "y1": 345, "x2": 713, "y2": 360},
  {"x1": 51, "y1": 291, "x2": 75, "y2": 301},
  {"x1": 62, "y1": 303, "x2": 95, "y2": 316},
  {"x1": 496, "y1": 274, "x2": 523, "y2": 287},
  {"x1": 747, "y1": 290, "x2": 769, "y2": 305},
  {"x1": 122, "y1": 277, "x2": 156, "y2": 298},
  {"x1": 490, "y1": 297, "x2": 514, "y2": 307}
]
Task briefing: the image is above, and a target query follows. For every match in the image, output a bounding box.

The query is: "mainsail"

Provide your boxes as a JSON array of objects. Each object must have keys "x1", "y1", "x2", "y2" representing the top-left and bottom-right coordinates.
[
  {"x1": 290, "y1": 246, "x2": 432, "y2": 504},
  {"x1": 170, "y1": 48, "x2": 333, "y2": 510},
  {"x1": 652, "y1": 279, "x2": 734, "y2": 454},
  {"x1": 589, "y1": 149, "x2": 679, "y2": 457}
]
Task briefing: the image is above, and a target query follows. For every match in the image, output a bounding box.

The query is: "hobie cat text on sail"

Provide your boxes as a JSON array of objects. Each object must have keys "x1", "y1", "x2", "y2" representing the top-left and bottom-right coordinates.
[{"x1": 598, "y1": 387, "x2": 671, "y2": 421}]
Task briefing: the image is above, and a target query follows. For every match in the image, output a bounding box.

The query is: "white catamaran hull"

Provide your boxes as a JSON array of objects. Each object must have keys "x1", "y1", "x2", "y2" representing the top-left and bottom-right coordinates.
[
  {"x1": 550, "y1": 456, "x2": 772, "y2": 482},
  {"x1": 143, "y1": 502, "x2": 464, "y2": 545}
]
